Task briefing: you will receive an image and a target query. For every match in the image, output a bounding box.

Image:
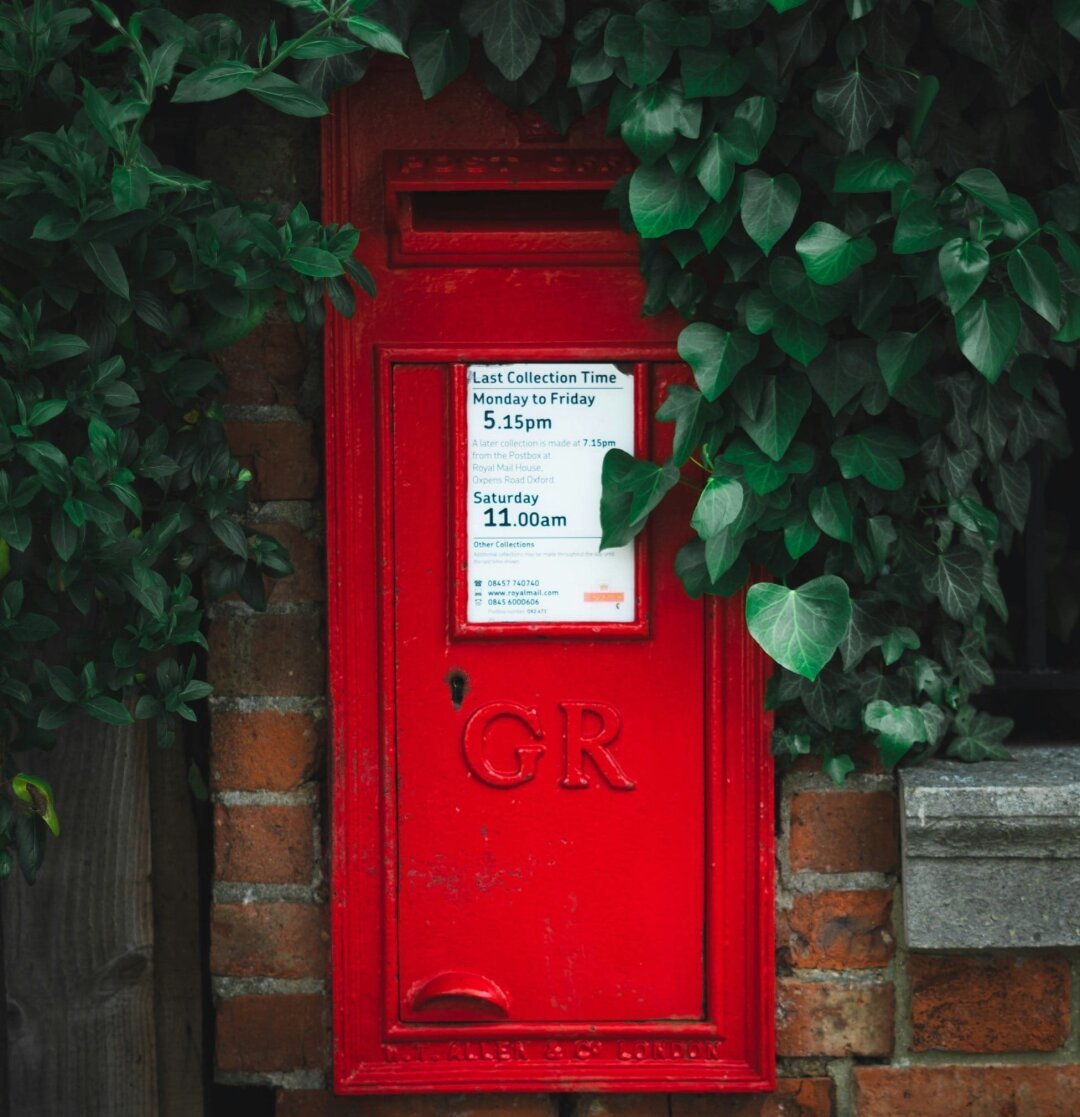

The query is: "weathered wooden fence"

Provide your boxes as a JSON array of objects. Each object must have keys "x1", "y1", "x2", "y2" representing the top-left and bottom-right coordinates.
[{"x1": 1, "y1": 720, "x2": 204, "y2": 1116}]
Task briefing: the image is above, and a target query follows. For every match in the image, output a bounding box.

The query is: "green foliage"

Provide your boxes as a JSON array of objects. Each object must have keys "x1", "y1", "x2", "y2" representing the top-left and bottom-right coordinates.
[
  {"x1": 588, "y1": 0, "x2": 1077, "y2": 775},
  {"x1": 3, "y1": 0, "x2": 1078, "y2": 883},
  {"x1": 0, "y1": 0, "x2": 384, "y2": 880}
]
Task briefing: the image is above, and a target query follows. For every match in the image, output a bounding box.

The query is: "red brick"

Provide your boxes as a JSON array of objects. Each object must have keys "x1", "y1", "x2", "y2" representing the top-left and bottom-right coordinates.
[
  {"x1": 674, "y1": 1078, "x2": 834, "y2": 1116},
  {"x1": 777, "y1": 978, "x2": 893, "y2": 1058},
  {"x1": 276, "y1": 1093, "x2": 558, "y2": 1117},
  {"x1": 909, "y1": 954, "x2": 1070, "y2": 1053},
  {"x1": 779, "y1": 890, "x2": 894, "y2": 970},
  {"x1": 259, "y1": 521, "x2": 325, "y2": 603},
  {"x1": 211, "y1": 902, "x2": 326, "y2": 979},
  {"x1": 853, "y1": 1065, "x2": 1080, "y2": 1117},
  {"x1": 227, "y1": 420, "x2": 319, "y2": 500},
  {"x1": 211, "y1": 709, "x2": 323, "y2": 792},
  {"x1": 207, "y1": 612, "x2": 325, "y2": 697},
  {"x1": 216, "y1": 993, "x2": 325, "y2": 1073},
  {"x1": 217, "y1": 320, "x2": 306, "y2": 405},
  {"x1": 214, "y1": 803, "x2": 315, "y2": 884},
  {"x1": 788, "y1": 791, "x2": 898, "y2": 874}
]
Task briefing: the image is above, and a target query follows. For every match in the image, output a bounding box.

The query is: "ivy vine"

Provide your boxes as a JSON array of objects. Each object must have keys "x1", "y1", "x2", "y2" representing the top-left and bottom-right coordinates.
[{"x1": 0, "y1": 0, "x2": 1077, "y2": 878}]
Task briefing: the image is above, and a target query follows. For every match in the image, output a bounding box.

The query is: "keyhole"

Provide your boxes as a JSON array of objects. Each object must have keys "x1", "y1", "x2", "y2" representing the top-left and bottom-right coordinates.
[{"x1": 447, "y1": 669, "x2": 469, "y2": 709}]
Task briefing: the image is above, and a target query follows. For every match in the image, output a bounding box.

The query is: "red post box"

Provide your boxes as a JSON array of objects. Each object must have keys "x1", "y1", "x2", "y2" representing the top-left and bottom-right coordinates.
[{"x1": 323, "y1": 62, "x2": 774, "y2": 1094}]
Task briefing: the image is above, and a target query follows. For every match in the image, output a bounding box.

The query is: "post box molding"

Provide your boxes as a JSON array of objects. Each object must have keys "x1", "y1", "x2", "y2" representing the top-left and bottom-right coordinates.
[{"x1": 322, "y1": 71, "x2": 775, "y2": 1093}]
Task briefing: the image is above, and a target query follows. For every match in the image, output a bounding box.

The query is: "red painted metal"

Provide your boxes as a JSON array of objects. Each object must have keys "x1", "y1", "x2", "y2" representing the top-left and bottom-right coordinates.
[{"x1": 323, "y1": 60, "x2": 774, "y2": 1094}]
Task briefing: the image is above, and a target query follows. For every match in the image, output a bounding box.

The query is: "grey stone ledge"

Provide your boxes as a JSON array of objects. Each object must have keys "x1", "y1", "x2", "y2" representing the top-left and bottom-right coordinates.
[{"x1": 901, "y1": 744, "x2": 1080, "y2": 950}]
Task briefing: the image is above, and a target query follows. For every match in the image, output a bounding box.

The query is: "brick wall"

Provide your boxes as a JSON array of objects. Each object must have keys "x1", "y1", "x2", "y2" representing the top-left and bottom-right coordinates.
[{"x1": 201, "y1": 80, "x2": 1080, "y2": 1117}]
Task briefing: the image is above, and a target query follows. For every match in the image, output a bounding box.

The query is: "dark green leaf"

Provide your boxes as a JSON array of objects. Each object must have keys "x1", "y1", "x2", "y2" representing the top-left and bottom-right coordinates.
[
  {"x1": 925, "y1": 547, "x2": 982, "y2": 621},
  {"x1": 806, "y1": 340, "x2": 877, "y2": 414},
  {"x1": 410, "y1": 22, "x2": 469, "y2": 99},
  {"x1": 346, "y1": 13, "x2": 409, "y2": 56},
  {"x1": 599, "y1": 449, "x2": 679, "y2": 548},
  {"x1": 938, "y1": 238, "x2": 990, "y2": 314},
  {"x1": 677, "y1": 323, "x2": 758, "y2": 401},
  {"x1": 771, "y1": 306, "x2": 828, "y2": 366},
  {"x1": 893, "y1": 196, "x2": 947, "y2": 254},
  {"x1": 911, "y1": 73, "x2": 939, "y2": 150},
  {"x1": 248, "y1": 73, "x2": 327, "y2": 117},
  {"x1": 692, "y1": 477, "x2": 745, "y2": 539},
  {"x1": 656, "y1": 384, "x2": 709, "y2": 465},
  {"x1": 833, "y1": 154, "x2": 912, "y2": 193},
  {"x1": 694, "y1": 135, "x2": 735, "y2": 203},
  {"x1": 877, "y1": 331, "x2": 932, "y2": 394},
  {"x1": 810, "y1": 484, "x2": 853, "y2": 542},
  {"x1": 739, "y1": 373, "x2": 812, "y2": 461},
  {"x1": 813, "y1": 68, "x2": 898, "y2": 151},
  {"x1": 80, "y1": 241, "x2": 128, "y2": 299},
  {"x1": 745, "y1": 575, "x2": 853, "y2": 681},
  {"x1": 740, "y1": 171, "x2": 800, "y2": 256},
  {"x1": 832, "y1": 427, "x2": 917, "y2": 490},
  {"x1": 955, "y1": 296, "x2": 1022, "y2": 383},
  {"x1": 461, "y1": 0, "x2": 564, "y2": 81},
  {"x1": 784, "y1": 512, "x2": 820, "y2": 559},
  {"x1": 630, "y1": 163, "x2": 708, "y2": 238},
  {"x1": 796, "y1": 222, "x2": 876, "y2": 285},
  {"x1": 172, "y1": 61, "x2": 256, "y2": 103},
  {"x1": 1007, "y1": 243, "x2": 1063, "y2": 327},
  {"x1": 679, "y1": 48, "x2": 748, "y2": 97},
  {"x1": 83, "y1": 694, "x2": 134, "y2": 725}
]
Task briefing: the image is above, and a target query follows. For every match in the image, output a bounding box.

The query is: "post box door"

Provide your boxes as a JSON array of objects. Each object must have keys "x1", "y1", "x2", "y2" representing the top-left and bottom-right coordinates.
[{"x1": 390, "y1": 361, "x2": 705, "y2": 1025}]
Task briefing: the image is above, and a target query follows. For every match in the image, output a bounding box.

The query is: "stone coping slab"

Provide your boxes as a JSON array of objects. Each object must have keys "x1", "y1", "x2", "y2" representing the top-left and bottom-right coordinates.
[{"x1": 900, "y1": 744, "x2": 1080, "y2": 949}]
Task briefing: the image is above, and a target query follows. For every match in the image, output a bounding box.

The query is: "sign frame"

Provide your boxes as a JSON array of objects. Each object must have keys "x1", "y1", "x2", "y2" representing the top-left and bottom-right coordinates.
[{"x1": 452, "y1": 356, "x2": 650, "y2": 639}]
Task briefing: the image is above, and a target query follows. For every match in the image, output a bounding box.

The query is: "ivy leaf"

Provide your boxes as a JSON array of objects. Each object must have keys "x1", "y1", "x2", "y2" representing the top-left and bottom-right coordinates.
[
  {"x1": 796, "y1": 222, "x2": 877, "y2": 284},
  {"x1": 893, "y1": 196, "x2": 947, "y2": 254},
  {"x1": 723, "y1": 438, "x2": 807, "y2": 495},
  {"x1": 656, "y1": 384, "x2": 709, "y2": 465},
  {"x1": 745, "y1": 575, "x2": 853, "y2": 681},
  {"x1": 769, "y1": 257, "x2": 848, "y2": 324},
  {"x1": 812, "y1": 69, "x2": 898, "y2": 151},
  {"x1": 739, "y1": 373, "x2": 812, "y2": 461},
  {"x1": 806, "y1": 340, "x2": 877, "y2": 414},
  {"x1": 629, "y1": 163, "x2": 708, "y2": 238},
  {"x1": 810, "y1": 483, "x2": 853, "y2": 542},
  {"x1": 832, "y1": 428, "x2": 918, "y2": 490},
  {"x1": 599, "y1": 449, "x2": 678, "y2": 548},
  {"x1": 677, "y1": 323, "x2": 758, "y2": 401},
  {"x1": 924, "y1": 547, "x2": 983, "y2": 621},
  {"x1": 833, "y1": 154, "x2": 912, "y2": 193},
  {"x1": 784, "y1": 511, "x2": 821, "y2": 559},
  {"x1": 877, "y1": 331, "x2": 932, "y2": 394},
  {"x1": 679, "y1": 48, "x2": 748, "y2": 97},
  {"x1": 911, "y1": 73, "x2": 939, "y2": 150},
  {"x1": 604, "y1": 15, "x2": 669, "y2": 86},
  {"x1": 948, "y1": 710, "x2": 1013, "y2": 762},
  {"x1": 1056, "y1": 0, "x2": 1080, "y2": 38},
  {"x1": 863, "y1": 701, "x2": 935, "y2": 768},
  {"x1": 989, "y1": 459, "x2": 1030, "y2": 531},
  {"x1": 938, "y1": 238, "x2": 989, "y2": 314},
  {"x1": 410, "y1": 22, "x2": 470, "y2": 99},
  {"x1": 691, "y1": 477, "x2": 745, "y2": 539},
  {"x1": 694, "y1": 134, "x2": 735, "y2": 202},
  {"x1": 461, "y1": 0, "x2": 564, "y2": 81},
  {"x1": 11, "y1": 774, "x2": 60, "y2": 836},
  {"x1": 955, "y1": 295, "x2": 1022, "y2": 383},
  {"x1": 771, "y1": 306, "x2": 827, "y2": 366},
  {"x1": 619, "y1": 81, "x2": 700, "y2": 163},
  {"x1": 768, "y1": 0, "x2": 811, "y2": 10},
  {"x1": 740, "y1": 171, "x2": 800, "y2": 256},
  {"x1": 1007, "y1": 243, "x2": 1063, "y2": 327}
]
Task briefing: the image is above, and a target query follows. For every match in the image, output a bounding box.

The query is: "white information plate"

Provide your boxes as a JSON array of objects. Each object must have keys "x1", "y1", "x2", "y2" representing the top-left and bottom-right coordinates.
[{"x1": 466, "y1": 363, "x2": 636, "y2": 625}]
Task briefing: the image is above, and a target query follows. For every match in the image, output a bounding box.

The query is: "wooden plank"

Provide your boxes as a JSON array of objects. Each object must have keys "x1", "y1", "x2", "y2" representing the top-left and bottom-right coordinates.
[
  {"x1": 3, "y1": 719, "x2": 158, "y2": 1116},
  {"x1": 148, "y1": 741, "x2": 205, "y2": 1117}
]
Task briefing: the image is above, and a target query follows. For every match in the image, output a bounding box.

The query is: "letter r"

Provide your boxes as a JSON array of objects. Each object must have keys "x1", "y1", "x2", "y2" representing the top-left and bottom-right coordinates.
[{"x1": 559, "y1": 701, "x2": 636, "y2": 790}]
